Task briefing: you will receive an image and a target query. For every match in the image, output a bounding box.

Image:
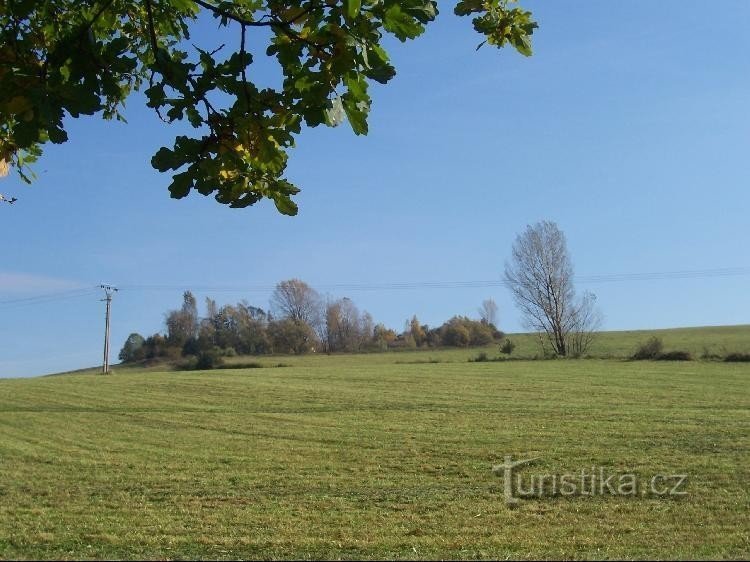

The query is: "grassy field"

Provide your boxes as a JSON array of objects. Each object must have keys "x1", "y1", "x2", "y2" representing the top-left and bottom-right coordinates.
[
  {"x1": 1, "y1": 340, "x2": 748, "y2": 559},
  {"x1": 477, "y1": 324, "x2": 750, "y2": 360},
  {"x1": 47, "y1": 324, "x2": 750, "y2": 378},
  {"x1": 221, "y1": 323, "x2": 750, "y2": 366}
]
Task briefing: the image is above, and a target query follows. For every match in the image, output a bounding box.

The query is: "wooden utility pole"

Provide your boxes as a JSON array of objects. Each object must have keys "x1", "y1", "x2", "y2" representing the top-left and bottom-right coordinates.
[{"x1": 101, "y1": 284, "x2": 118, "y2": 374}]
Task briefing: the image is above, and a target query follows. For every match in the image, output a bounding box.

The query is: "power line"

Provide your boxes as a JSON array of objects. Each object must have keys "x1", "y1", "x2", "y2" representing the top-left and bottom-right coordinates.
[
  {"x1": 0, "y1": 266, "x2": 747, "y2": 309},
  {"x1": 118, "y1": 266, "x2": 750, "y2": 294},
  {"x1": 0, "y1": 287, "x2": 100, "y2": 309}
]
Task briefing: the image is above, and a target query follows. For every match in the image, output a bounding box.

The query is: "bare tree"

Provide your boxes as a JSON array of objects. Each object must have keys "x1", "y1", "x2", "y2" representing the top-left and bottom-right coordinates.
[
  {"x1": 325, "y1": 297, "x2": 368, "y2": 352},
  {"x1": 567, "y1": 291, "x2": 602, "y2": 358},
  {"x1": 270, "y1": 279, "x2": 323, "y2": 344},
  {"x1": 504, "y1": 221, "x2": 600, "y2": 357},
  {"x1": 478, "y1": 298, "x2": 499, "y2": 327}
]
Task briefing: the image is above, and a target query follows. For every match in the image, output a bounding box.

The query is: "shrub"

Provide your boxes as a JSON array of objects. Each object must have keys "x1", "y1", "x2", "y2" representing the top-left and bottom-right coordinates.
[
  {"x1": 441, "y1": 322, "x2": 470, "y2": 347},
  {"x1": 655, "y1": 350, "x2": 692, "y2": 361},
  {"x1": 701, "y1": 346, "x2": 722, "y2": 360},
  {"x1": 632, "y1": 337, "x2": 664, "y2": 360},
  {"x1": 217, "y1": 361, "x2": 264, "y2": 369},
  {"x1": 175, "y1": 356, "x2": 198, "y2": 371},
  {"x1": 267, "y1": 319, "x2": 317, "y2": 354},
  {"x1": 500, "y1": 339, "x2": 516, "y2": 355},
  {"x1": 468, "y1": 323, "x2": 495, "y2": 346},
  {"x1": 472, "y1": 352, "x2": 489, "y2": 362},
  {"x1": 195, "y1": 347, "x2": 224, "y2": 370},
  {"x1": 118, "y1": 333, "x2": 146, "y2": 363},
  {"x1": 724, "y1": 353, "x2": 750, "y2": 362}
]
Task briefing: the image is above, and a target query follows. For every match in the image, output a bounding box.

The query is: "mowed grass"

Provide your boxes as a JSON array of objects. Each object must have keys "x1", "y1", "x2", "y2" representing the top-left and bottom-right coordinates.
[
  {"x1": 479, "y1": 324, "x2": 750, "y2": 360},
  {"x1": 219, "y1": 324, "x2": 750, "y2": 367},
  {"x1": 0, "y1": 358, "x2": 748, "y2": 559}
]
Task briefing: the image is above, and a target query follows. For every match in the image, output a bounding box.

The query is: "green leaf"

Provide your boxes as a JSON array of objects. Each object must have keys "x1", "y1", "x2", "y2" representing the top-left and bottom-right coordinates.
[
  {"x1": 342, "y1": 94, "x2": 369, "y2": 135},
  {"x1": 454, "y1": 0, "x2": 483, "y2": 16},
  {"x1": 364, "y1": 45, "x2": 396, "y2": 83},
  {"x1": 404, "y1": 1, "x2": 437, "y2": 23},
  {"x1": 344, "y1": 0, "x2": 361, "y2": 22},
  {"x1": 12, "y1": 121, "x2": 41, "y2": 149},
  {"x1": 152, "y1": 147, "x2": 180, "y2": 172},
  {"x1": 294, "y1": 75, "x2": 315, "y2": 93},
  {"x1": 145, "y1": 83, "x2": 166, "y2": 108},
  {"x1": 256, "y1": 134, "x2": 286, "y2": 173},
  {"x1": 166, "y1": 106, "x2": 184, "y2": 121},
  {"x1": 382, "y1": 5, "x2": 424, "y2": 41},
  {"x1": 365, "y1": 64, "x2": 396, "y2": 84},
  {"x1": 274, "y1": 199, "x2": 298, "y2": 216},
  {"x1": 168, "y1": 171, "x2": 193, "y2": 198},
  {"x1": 167, "y1": 0, "x2": 199, "y2": 14},
  {"x1": 47, "y1": 126, "x2": 68, "y2": 144},
  {"x1": 185, "y1": 106, "x2": 202, "y2": 127},
  {"x1": 272, "y1": 193, "x2": 298, "y2": 215},
  {"x1": 344, "y1": 73, "x2": 368, "y2": 101}
]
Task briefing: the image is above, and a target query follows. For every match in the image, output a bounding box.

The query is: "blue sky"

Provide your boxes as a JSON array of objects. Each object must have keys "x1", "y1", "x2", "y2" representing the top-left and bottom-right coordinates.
[{"x1": 1, "y1": 1, "x2": 749, "y2": 377}]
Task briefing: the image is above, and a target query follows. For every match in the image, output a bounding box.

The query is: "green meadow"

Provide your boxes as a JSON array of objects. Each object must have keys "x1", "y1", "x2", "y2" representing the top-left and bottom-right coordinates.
[{"x1": 0, "y1": 326, "x2": 749, "y2": 559}]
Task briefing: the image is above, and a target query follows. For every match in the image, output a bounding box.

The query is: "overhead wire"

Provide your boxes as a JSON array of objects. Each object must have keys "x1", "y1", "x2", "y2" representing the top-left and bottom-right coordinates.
[
  {"x1": 117, "y1": 266, "x2": 750, "y2": 294},
  {"x1": 0, "y1": 286, "x2": 101, "y2": 309},
  {"x1": 1, "y1": 266, "x2": 748, "y2": 308}
]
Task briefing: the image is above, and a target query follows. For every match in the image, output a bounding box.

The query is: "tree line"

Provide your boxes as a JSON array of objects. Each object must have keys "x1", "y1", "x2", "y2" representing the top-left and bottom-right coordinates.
[
  {"x1": 118, "y1": 279, "x2": 505, "y2": 366},
  {"x1": 119, "y1": 220, "x2": 603, "y2": 366}
]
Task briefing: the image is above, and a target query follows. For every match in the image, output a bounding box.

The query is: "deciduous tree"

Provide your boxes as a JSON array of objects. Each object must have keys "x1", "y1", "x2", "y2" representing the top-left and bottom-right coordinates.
[
  {"x1": 504, "y1": 220, "x2": 600, "y2": 357},
  {"x1": 0, "y1": 0, "x2": 536, "y2": 212},
  {"x1": 118, "y1": 332, "x2": 146, "y2": 362},
  {"x1": 165, "y1": 290, "x2": 199, "y2": 346},
  {"x1": 270, "y1": 278, "x2": 322, "y2": 328},
  {"x1": 268, "y1": 317, "x2": 316, "y2": 354},
  {"x1": 478, "y1": 298, "x2": 498, "y2": 327}
]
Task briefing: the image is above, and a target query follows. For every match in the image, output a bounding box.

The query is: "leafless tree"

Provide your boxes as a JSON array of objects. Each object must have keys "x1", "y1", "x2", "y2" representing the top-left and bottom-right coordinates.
[
  {"x1": 478, "y1": 298, "x2": 499, "y2": 327},
  {"x1": 504, "y1": 221, "x2": 600, "y2": 357},
  {"x1": 567, "y1": 291, "x2": 602, "y2": 357},
  {"x1": 270, "y1": 279, "x2": 321, "y2": 323},
  {"x1": 325, "y1": 297, "x2": 368, "y2": 352}
]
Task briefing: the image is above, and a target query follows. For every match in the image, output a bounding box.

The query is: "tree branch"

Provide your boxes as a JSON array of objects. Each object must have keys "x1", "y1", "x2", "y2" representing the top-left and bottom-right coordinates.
[
  {"x1": 144, "y1": 0, "x2": 160, "y2": 56},
  {"x1": 239, "y1": 24, "x2": 252, "y2": 110},
  {"x1": 191, "y1": 0, "x2": 332, "y2": 56}
]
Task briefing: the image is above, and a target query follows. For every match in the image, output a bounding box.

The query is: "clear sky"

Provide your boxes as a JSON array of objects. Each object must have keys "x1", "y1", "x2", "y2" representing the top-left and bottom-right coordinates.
[{"x1": 1, "y1": 1, "x2": 749, "y2": 377}]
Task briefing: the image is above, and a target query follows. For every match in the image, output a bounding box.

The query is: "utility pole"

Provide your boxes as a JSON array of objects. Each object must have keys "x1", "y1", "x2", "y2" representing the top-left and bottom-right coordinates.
[{"x1": 100, "y1": 284, "x2": 118, "y2": 374}]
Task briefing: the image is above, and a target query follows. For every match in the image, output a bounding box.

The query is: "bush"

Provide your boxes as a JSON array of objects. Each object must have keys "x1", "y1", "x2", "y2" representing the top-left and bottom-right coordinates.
[
  {"x1": 701, "y1": 346, "x2": 722, "y2": 360},
  {"x1": 725, "y1": 353, "x2": 750, "y2": 362},
  {"x1": 175, "y1": 356, "x2": 198, "y2": 371},
  {"x1": 267, "y1": 319, "x2": 317, "y2": 354},
  {"x1": 195, "y1": 347, "x2": 224, "y2": 370},
  {"x1": 217, "y1": 361, "x2": 264, "y2": 369},
  {"x1": 500, "y1": 339, "x2": 516, "y2": 355},
  {"x1": 468, "y1": 323, "x2": 495, "y2": 346},
  {"x1": 632, "y1": 337, "x2": 664, "y2": 360},
  {"x1": 118, "y1": 333, "x2": 146, "y2": 363},
  {"x1": 472, "y1": 352, "x2": 489, "y2": 362},
  {"x1": 655, "y1": 350, "x2": 692, "y2": 361}
]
